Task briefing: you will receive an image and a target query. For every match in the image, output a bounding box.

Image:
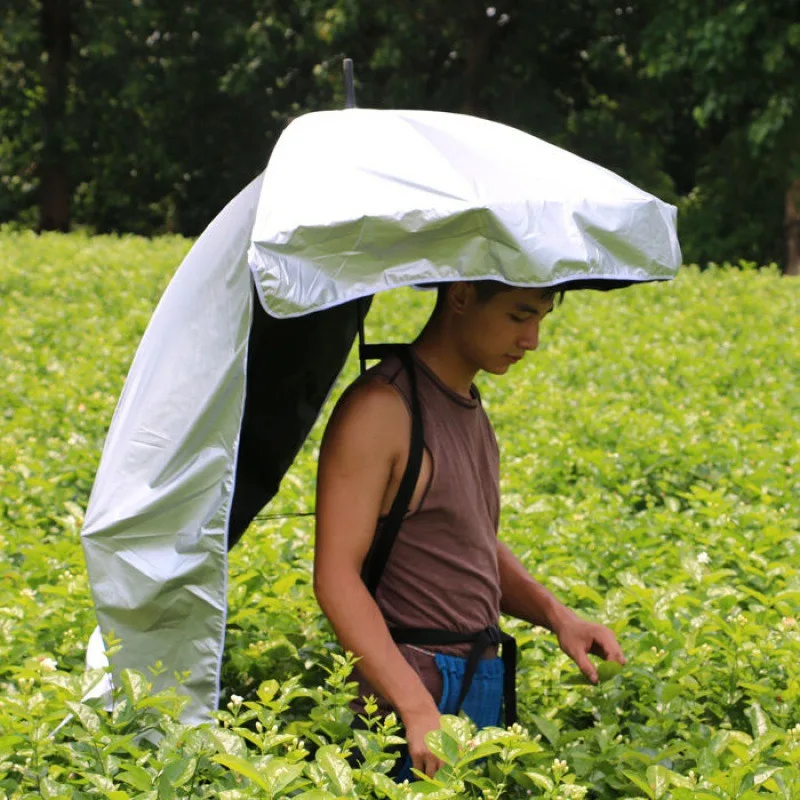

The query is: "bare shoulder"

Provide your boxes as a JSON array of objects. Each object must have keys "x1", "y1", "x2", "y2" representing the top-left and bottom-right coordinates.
[{"x1": 322, "y1": 378, "x2": 409, "y2": 459}]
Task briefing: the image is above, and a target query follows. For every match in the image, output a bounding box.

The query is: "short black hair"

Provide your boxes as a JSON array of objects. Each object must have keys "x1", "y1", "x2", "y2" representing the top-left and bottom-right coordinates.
[{"x1": 432, "y1": 280, "x2": 565, "y2": 316}]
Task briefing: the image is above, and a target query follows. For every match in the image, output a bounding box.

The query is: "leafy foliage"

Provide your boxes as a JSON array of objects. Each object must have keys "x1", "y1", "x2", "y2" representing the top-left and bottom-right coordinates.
[
  {"x1": 2, "y1": 1, "x2": 799, "y2": 267},
  {"x1": 1, "y1": 232, "x2": 799, "y2": 797},
  {"x1": 642, "y1": 0, "x2": 800, "y2": 270}
]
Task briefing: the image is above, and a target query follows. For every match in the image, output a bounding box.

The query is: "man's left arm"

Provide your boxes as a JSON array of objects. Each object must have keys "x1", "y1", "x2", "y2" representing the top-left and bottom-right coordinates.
[{"x1": 497, "y1": 541, "x2": 626, "y2": 683}]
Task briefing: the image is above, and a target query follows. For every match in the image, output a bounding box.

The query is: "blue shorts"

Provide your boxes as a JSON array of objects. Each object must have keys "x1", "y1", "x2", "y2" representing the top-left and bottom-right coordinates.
[{"x1": 394, "y1": 652, "x2": 504, "y2": 782}]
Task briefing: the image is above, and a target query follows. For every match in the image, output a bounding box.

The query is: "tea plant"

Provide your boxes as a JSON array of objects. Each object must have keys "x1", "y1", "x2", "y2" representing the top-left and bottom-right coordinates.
[{"x1": 1, "y1": 230, "x2": 799, "y2": 797}]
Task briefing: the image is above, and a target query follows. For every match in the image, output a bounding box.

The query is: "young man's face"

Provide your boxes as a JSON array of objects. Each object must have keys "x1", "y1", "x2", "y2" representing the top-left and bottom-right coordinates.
[{"x1": 452, "y1": 284, "x2": 555, "y2": 375}]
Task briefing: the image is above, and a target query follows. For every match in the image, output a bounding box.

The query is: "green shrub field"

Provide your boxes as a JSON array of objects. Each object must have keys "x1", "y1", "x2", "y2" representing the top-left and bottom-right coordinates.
[{"x1": 1, "y1": 230, "x2": 799, "y2": 799}]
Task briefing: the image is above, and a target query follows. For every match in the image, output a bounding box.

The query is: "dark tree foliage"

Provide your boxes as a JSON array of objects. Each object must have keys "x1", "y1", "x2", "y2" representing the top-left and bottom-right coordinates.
[
  {"x1": 0, "y1": 0, "x2": 43, "y2": 225},
  {"x1": 68, "y1": 0, "x2": 334, "y2": 234},
  {"x1": 0, "y1": 0, "x2": 797, "y2": 270},
  {"x1": 643, "y1": 0, "x2": 800, "y2": 272}
]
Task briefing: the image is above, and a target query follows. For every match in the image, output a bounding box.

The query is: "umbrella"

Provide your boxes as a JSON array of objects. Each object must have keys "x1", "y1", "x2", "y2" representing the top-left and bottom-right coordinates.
[
  {"x1": 80, "y1": 100, "x2": 681, "y2": 725},
  {"x1": 250, "y1": 108, "x2": 680, "y2": 318}
]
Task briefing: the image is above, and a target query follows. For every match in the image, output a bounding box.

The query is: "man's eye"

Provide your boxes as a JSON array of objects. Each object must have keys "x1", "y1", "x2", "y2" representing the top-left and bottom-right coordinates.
[{"x1": 509, "y1": 314, "x2": 528, "y2": 323}]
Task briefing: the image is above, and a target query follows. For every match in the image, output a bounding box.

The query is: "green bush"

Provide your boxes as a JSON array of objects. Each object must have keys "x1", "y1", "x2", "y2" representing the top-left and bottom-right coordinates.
[{"x1": 1, "y1": 231, "x2": 799, "y2": 797}]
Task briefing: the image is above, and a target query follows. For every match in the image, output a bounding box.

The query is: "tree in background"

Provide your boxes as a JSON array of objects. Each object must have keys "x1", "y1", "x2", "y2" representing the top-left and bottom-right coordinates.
[
  {"x1": 39, "y1": 0, "x2": 74, "y2": 231},
  {"x1": 65, "y1": 0, "x2": 335, "y2": 234},
  {"x1": 644, "y1": 0, "x2": 800, "y2": 275},
  {"x1": 1, "y1": 0, "x2": 337, "y2": 234},
  {"x1": 308, "y1": 0, "x2": 677, "y2": 200},
  {"x1": 0, "y1": 0, "x2": 43, "y2": 226},
  {"x1": 1, "y1": 0, "x2": 797, "y2": 273}
]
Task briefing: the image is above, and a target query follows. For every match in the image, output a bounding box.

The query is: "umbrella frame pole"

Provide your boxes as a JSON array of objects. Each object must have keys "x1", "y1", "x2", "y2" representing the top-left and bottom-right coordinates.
[
  {"x1": 343, "y1": 58, "x2": 356, "y2": 109},
  {"x1": 357, "y1": 296, "x2": 368, "y2": 374},
  {"x1": 344, "y1": 56, "x2": 366, "y2": 373}
]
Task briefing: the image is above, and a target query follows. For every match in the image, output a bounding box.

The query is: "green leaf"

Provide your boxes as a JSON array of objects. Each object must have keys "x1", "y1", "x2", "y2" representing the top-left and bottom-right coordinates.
[
  {"x1": 753, "y1": 766, "x2": 780, "y2": 786},
  {"x1": 747, "y1": 702, "x2": 770, "y2": 739},
  {"x1": 525, "y1": 770, "x2": 555, "y2": 792},
  {"x1": 263, "y1": 759, "x2": 305, "y2": 794},
  {"x1": 257, "y1": 679, "x2": 280, "y2": 704},
  {"x1": 570, "y1": 583, "x2": 605, "y2": 605},
  {"x1": 65, "y1": 701, "x2": 102, "y2": 734},
  {"x1": 315, "y1": 746, "x2": 354, "y2": 794},
  {"x1": 210, "y1": 727, "x2": 248, "y2": 759},
  {"x1": 39, "y1": 777, "x2": 71, "y2": 800},
  {"x1": 424, "y1": 730, "x2": 460, "y2": 766},
  {"x1": 531, "y1": 714, "x2": 560, "y2": 746},
  {"x1": 597, "y1": 661, "x2": 623, "y2": 682},
  {"x1": 660, "y1": 682, "x2": 682, "y2": 703},
  {"x1": 438, "y1": 714, "x2": 471, "y2": 747},
  {"x1": 367, "y1": 771, "x2": 405, "y2": 797},
  {"x1": 120, "y1": 669, "x2": 149, "y2": 706},
  {"x1": 459, "y1": 742, "x2": 501, "y2": 765},
  {"x1": 160, "y1": 757, "x2": 196, "y2": 789},
  {"x1": 212, "y1": 754, "x2": 271, "y2": 792},
  {"x1": 84, "y1": 774, "x2": 116, "y2": 793},
  {"x1": 623, "y1": 770, "x2": 655, "y2": 798},
  {"x1": 116, "y1": 766, "x2": 154, "y2": 792},
  {"x1": 647, "y1": 765, "x2": 672, "y2": 799}
]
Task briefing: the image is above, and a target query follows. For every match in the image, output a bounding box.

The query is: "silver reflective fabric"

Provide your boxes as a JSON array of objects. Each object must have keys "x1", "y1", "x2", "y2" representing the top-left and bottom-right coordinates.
[
  {"x1": 81, "y1": 173, "x2": 263, "y2": 724},
  {"x1": 249, "y1": 109, "x2": 681, "y2": 318}
]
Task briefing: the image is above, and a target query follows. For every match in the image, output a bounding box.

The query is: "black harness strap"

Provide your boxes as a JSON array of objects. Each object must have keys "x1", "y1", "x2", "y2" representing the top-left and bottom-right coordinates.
[
  {"x1": 358, "y1": 343, "x2": 518, "y2": 726},
  {"x1": 360, "y1": 345, "x2": 425, "y2": 595}
]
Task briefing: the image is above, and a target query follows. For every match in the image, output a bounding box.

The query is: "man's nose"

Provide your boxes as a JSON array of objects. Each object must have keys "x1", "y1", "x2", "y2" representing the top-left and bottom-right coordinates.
[{"x1": 518, "y1": 322, "x2": 540, "y2": 351}]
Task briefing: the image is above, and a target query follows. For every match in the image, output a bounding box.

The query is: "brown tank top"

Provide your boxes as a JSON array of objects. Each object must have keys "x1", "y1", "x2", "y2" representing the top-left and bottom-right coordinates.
[{"x1": 351, "y1": 349, "x2": 501, "y2": 711}]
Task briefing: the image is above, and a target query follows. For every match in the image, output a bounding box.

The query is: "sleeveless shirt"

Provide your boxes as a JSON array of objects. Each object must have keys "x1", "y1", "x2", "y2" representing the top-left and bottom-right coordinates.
[{"x1": 350, "y1": 350, "x2": 502, "y2": 711}]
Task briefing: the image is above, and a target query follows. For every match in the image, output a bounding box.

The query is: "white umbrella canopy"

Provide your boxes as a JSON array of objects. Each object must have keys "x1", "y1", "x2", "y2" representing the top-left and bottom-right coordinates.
[
  {"x1": 81, "y1": 106, "x2": 681, "y2": 726},
  {"x1": 249, "y1": 108, "x2": 681, "y2": 318}
]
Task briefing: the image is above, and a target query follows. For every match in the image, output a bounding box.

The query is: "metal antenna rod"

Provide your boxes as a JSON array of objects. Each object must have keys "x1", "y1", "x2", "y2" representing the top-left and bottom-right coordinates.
[
  {"x1": 343, "y1": 57, "x2": 366, "y2": 371},
  {"x1": 343, "y1": 58, "x2": 356, "y2": 109}
]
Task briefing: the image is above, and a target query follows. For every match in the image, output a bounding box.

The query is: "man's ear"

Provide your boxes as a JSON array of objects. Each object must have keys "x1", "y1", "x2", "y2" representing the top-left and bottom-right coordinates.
[{"x1": 448, "y1": 282, "x2": 473, "y2": 315}]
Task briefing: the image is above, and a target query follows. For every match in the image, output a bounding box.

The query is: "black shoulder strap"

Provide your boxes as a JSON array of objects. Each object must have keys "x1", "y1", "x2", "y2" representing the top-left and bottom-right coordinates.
[{"x1": 361, "y1": 345, "x2": 425, "y2": 596}]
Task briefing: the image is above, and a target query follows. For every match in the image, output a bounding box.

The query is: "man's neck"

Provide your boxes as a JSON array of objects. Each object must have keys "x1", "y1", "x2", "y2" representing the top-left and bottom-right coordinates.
[{"x1": 412, "y1": 325, "x2": 478, "y2": 399}]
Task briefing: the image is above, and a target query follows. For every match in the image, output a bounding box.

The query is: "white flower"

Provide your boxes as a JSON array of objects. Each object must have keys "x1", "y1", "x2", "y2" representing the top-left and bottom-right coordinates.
[
  {"x1": 486, "y1": 6, "x2": 497, "y2": 17},
  {"x1": 229, "y1": 694, "x2": 243, "y2": 706},
  {"x1": 697, "y1": 551, "x2": 710, "y2": 565},
  {"x1": 552, "y1": 758, "x2": 569, "y2": 779},
  {"x1": 39, "y1": 656, "x2": 57, "y2": 672}
]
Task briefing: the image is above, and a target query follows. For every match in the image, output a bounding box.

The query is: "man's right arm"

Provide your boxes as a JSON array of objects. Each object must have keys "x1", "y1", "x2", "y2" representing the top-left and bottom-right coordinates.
[{"x1": 313, "y1": 381, "x2": 443, "y2": 777}]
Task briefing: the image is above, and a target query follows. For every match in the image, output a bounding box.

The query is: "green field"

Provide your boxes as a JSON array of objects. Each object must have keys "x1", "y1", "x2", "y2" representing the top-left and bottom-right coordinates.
[{"x1": 1, "y1": 230, "x2": 799, "y2": 799}]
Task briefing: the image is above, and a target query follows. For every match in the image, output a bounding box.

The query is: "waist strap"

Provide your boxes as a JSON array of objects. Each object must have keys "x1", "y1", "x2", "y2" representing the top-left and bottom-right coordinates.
[{"x1": 390, "y1": 624, "x2": 517, "y2": 726}]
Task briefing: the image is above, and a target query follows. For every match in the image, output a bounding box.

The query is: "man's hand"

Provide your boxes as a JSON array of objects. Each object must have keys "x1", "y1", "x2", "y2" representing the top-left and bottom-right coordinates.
[
  {"x1": 402, "y1": 706, "x2": 444, "y2": 778},
  {"x1": 552, "y1": 611, "x2": 626, "y2": 684}
]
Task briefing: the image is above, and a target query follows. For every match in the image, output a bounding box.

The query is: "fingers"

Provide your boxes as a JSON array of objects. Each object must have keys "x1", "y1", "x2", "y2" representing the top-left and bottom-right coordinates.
[
  {"x1": 424, "y1": 754, "x2": 443, "y2": 778},
  {"x1": 571, "y1": 648, "x2": 598, "y2": 684},
  {"x1": 403, "y1": 706, "x2": 443, "y2": 779},
  {"x1": 590, "y1": 627, "x2": 627, "y2": 664},
  {"x1": 605, "y1": 636, "x2": 626, "y2": 665},
  {"x1": 409, "y1": 748, "x2": 443, "y2": 778},
  {"x1": 564, "y1": 622, "x2": 627, "y2": 682}
]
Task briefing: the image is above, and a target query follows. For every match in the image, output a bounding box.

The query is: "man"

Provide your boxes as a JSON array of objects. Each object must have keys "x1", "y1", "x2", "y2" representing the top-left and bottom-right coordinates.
[{"x1": 313, "y1": 280, "x2": 626, "y2": 779}]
